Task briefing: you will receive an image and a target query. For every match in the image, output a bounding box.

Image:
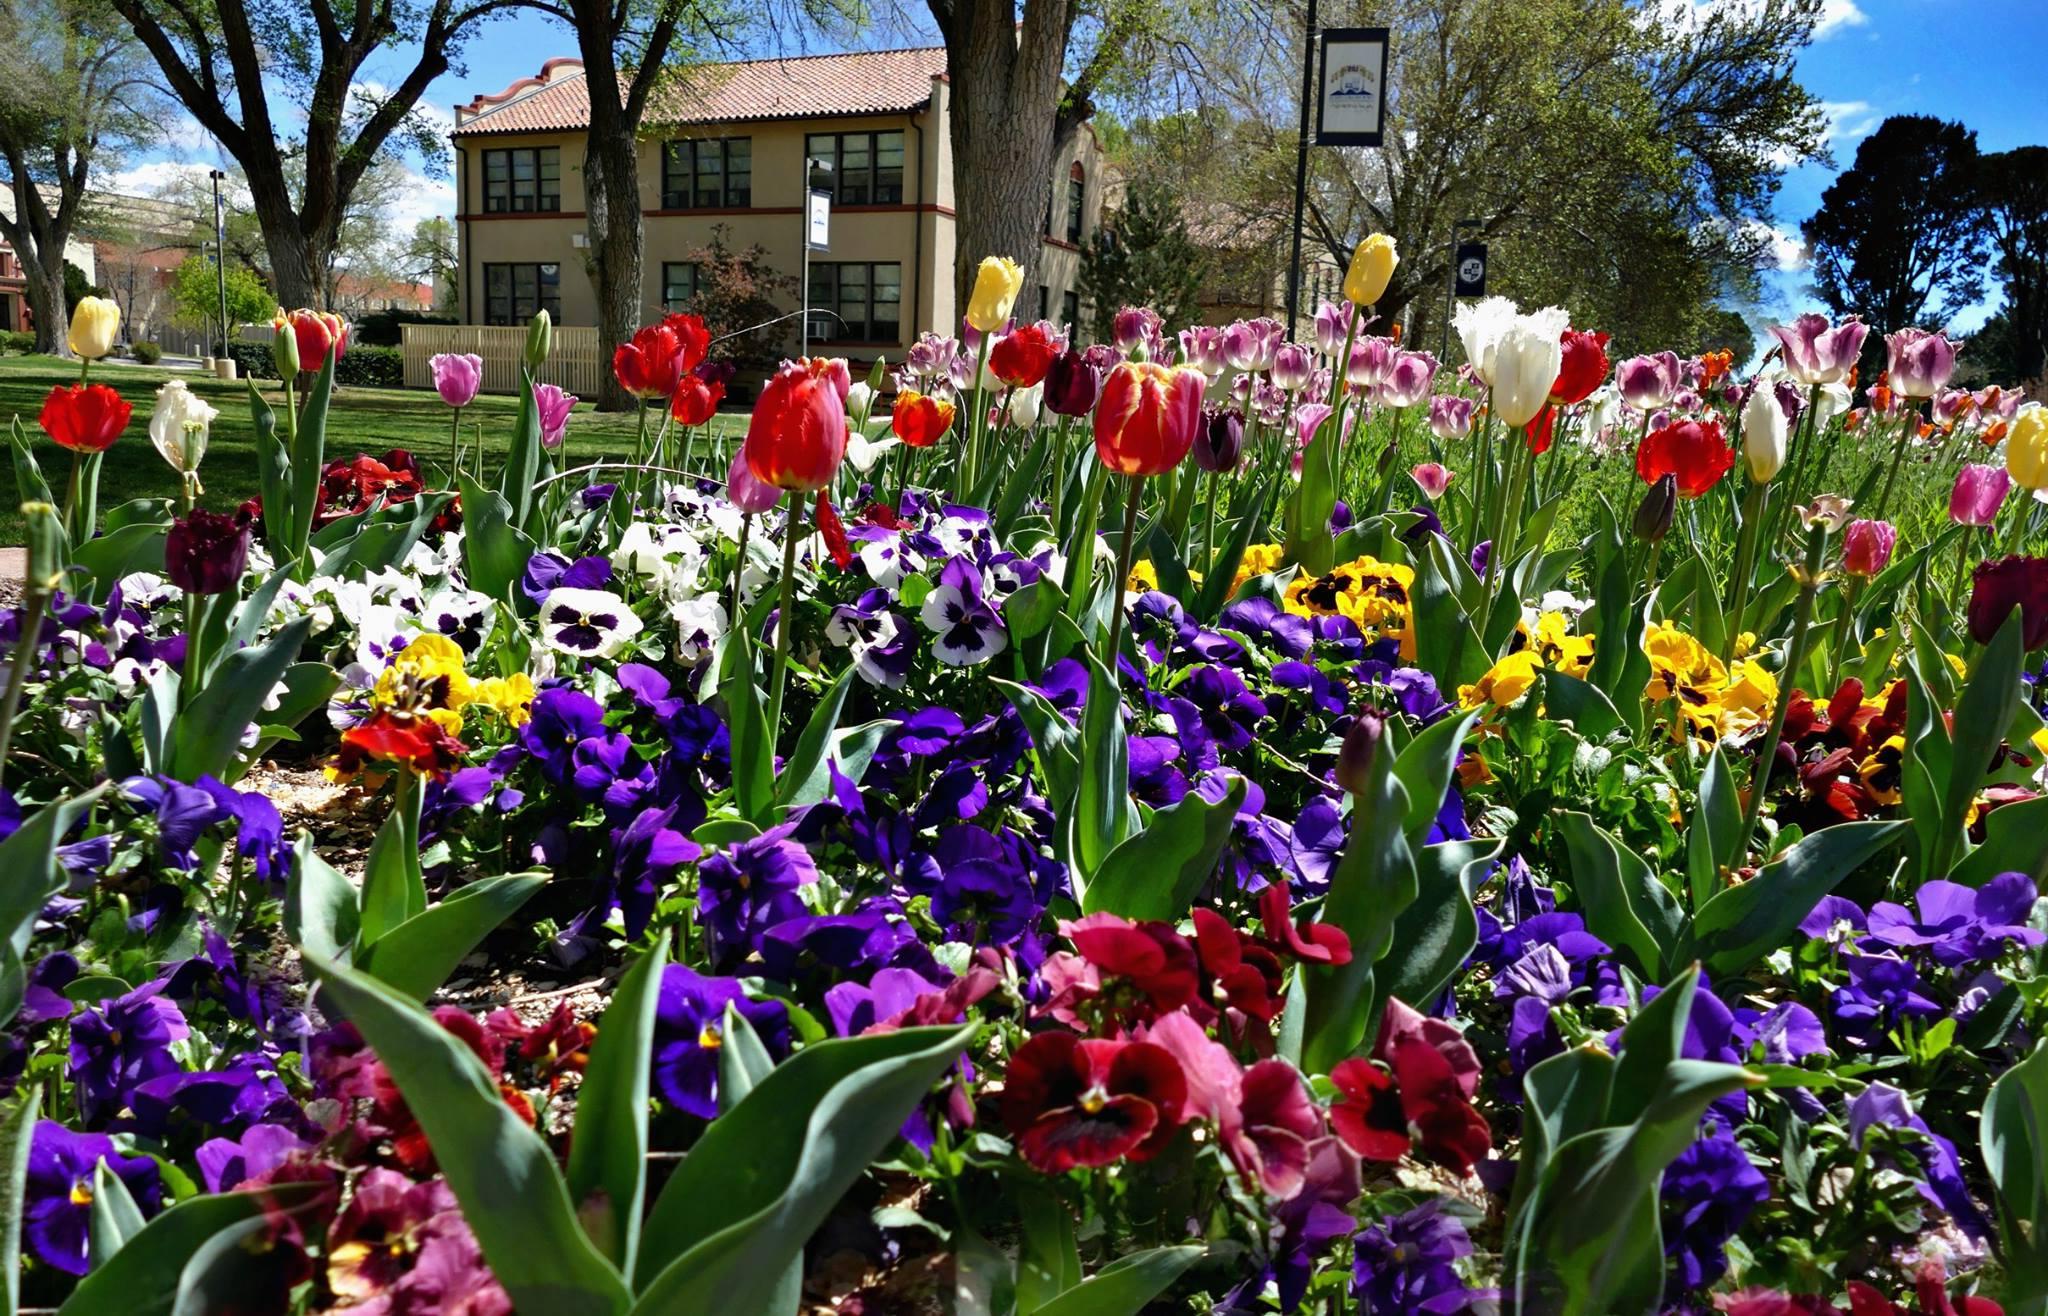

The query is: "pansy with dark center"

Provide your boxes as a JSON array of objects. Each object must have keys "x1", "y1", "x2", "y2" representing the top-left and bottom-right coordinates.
[
  {"x1": 540, "y1": 585, "x2": 643, "y2": 658},
  {"x1": 918, "y1": 555, "x2": 1008, "y2": 666},
  {"x1": 651, "y1": 963, "x2": 791, "y2": 1118},
  {"x1": 23, "y1": 1121, "x2": 163, "y2": 1275}
]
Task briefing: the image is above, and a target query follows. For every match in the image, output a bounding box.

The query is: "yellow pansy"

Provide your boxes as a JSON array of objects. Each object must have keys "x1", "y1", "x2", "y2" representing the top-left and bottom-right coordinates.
[
  {"x1": 1231, "y1": 543, "x2": 1286, "y2": 596},
  {"x1": 472, "y1": 673, "x2": 537, "y2": 727},
  {"x1": 1458, "y1": 651, "x2": 1545, "y2": 711},
  {"x1": 371, "y1": 633, "x2": 475, "y2": 733},
  {"x1": 1716, "y1": 659, "x2": 1778, "y2": 736},
  {"x1": 1527, "y1": 611, "x2": 1595, "y2": 678},
  {"x1": 1127, "y1": 560, "x2": 1160, "y2": 594}
]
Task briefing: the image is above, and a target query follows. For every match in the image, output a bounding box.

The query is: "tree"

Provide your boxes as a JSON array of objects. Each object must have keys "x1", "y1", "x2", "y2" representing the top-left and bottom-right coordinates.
[
  {"x1": 1803, "y1": 114, "x2": 1989, "y2": 361},
  {"x1": 926, "y1": 0, "x2": 1161, "y2": 299},
  {"x1": 0, "y1": 0, "x2": 161, "y2": 354},
  {"x1": 111, "y1": 0, "x2": 506, "y2": 311},
  {"x1": 676, "y1": 224, "x2": 797, "y2": 373},
  {"x1": 169, "y1": 253, "x2": 277, "y2": 348},
  {"x1": 1979, "y1": 146, "x2": 2048, "y2": 387},
  {"x1": 1124, "y1": 0, "x2": 1827, "y2": 355},
  {"x1": 1078, "y1": 182, "x2": 1206, "y2": 341},
  {"x1": 401, "y1": 218, "x2": 461, "y2": 311}
]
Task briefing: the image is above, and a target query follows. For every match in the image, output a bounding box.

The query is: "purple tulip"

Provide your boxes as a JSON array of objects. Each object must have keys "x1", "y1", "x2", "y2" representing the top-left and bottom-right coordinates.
[
  {"x1": 1885, "y1": 327, "x2": 1957, "y2": 399},
  {"x1": 1614, "y1": 351, "x2": 1684, "y2": 409},
  {"x1": 1042, "y1": 346, "x2": 1103, "y2": 416},
  {"x1": 1313, "y1": 301, "x2": 1360, "y2": 356},
  {"x1": 1222, "y1": 317, "x2": 1282, "y2": 372},
  {"x1": 165, "y1": 507, "x2": 252, "y2": 595},
  {"x1": 1345, "y1": 335, "x2": 1395, "y2": 389},
  {"x1": 1113, "y1": 306, "x2": 1163, "y2": 357},
  {"x1": 429, "y1": 351, "x2": 484, "y2": 409},
  {"x1": 1427, "y1": 394, "x2": 1475, "y2": 440},
  {"x1": 534, "y1": 382, "x2": 577, "y2": 450},
  {"x1": 1178, "y1": 324, "x2": 1227, "y2": 379},
  {"x1": 1271, "y1": 342, "x2": 1314, "y2": 392},
  {"x1": 1767, "y1": 314, "x2": 1867, "y2": 387},
  {"x1": 1950, "y1": 463, "x2": 2011, "y2": 527},
  {"x1": 1194, "y1": 407, "x2": 1244, "y2": 473},
  {"x1": 1378, "y1": 350, "x2": 1439, "y2": 408},
  {"x1": 725, "y1": 447, "x2": 781, "y2": 514},
  {"x1": 1932, "y1": 387, "x2": 1977, "y2": 428}
]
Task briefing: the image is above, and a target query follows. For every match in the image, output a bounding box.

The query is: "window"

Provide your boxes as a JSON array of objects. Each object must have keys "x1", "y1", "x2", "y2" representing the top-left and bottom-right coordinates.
[
  {"x1": 1036, "y1": 286, "x2": 1049, "y2": 321},
  {"x1": 662, "y1": 262, "x2": 699, "y2": 309},
  {"x1": 482, "y1": 148, "x2": 561, "y2": 213},
  {"x1": 1062, "y1": 291, "x2": 1079, "y2": 333},
  {"x1": 807, "y1": 262, "x2": 901, "y2": 342},
  {"x1": 805, "y1": 131, "x2": 906, "y2": 206},
  {"x1": 661, "y1": 138, "x2": 751, "y2": 209},
  {"x1": 1065, "y1": 165, "x2": 1086, "y2": 243},
  {"x1": 483, "y1": 262, "x2": 562, "y2": 325}
]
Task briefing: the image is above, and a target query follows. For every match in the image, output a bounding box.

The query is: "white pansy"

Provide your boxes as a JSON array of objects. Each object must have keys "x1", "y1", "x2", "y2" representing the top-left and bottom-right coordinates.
[
  {"x1": 668, "y1": 593, "x2": 728, "y2": 662},
  {"x1": 539, "y1": 587, "x2": 644, "y2": 659}
]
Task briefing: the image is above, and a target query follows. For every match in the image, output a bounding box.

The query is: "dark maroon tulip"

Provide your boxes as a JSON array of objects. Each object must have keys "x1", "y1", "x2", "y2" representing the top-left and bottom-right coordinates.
[
  {"x1": 1334, "y1": 711, "x2": 1383, "y2": 795},
  {"x1": 165, "y1": 507, "x2": 253, "y2": 595},
  {"x1": 1042, "y1": 347, "x2": 1104, "y2": 417},
  {"x1": 1193, "y1": 407, "x2": 1244, "y2": 473},
  {"x1": 1633, "y1": 473, "x2": 1677, "y2": 544},
  {"x1": 1967, "y1": 555, "x2": 2048, "y2": 649}
]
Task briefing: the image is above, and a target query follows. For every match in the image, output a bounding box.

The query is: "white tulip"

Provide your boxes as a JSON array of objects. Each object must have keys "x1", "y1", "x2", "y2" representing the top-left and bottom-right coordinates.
[
  {"x1": 1007, "y1": 382, "x2": 1043, "y2": 428},
  {"x1": 1489, "y1": 309, "x2": 1568, "y2": 430},
  {"x1": 148, "y1": 379, "x2": 219, "y2": 481},
  {"x1": 1452, "y1": 296, "x2": 1521, "y2": 386},
  {"x1": 1741, "y1": 385, "x2": 1789, "y2": 482}
]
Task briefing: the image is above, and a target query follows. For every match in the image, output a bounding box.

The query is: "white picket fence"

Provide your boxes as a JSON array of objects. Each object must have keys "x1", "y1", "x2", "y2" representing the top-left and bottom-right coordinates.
[{"x1": 399, "y1": 324, "x2": 606, "y2": 397}]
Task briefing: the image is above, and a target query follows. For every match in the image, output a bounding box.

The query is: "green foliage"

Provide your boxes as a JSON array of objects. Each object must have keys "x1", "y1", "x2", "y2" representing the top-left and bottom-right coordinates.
[
  {"x1": 127, "y1": 340, "x2": 162, "y2": 364},
  {"x1": 169, "y1": 254, "x2": 276, "y2": 337},
  {"x1": 1078, "y1": 182, "x2": 1205, "y2": 344}
]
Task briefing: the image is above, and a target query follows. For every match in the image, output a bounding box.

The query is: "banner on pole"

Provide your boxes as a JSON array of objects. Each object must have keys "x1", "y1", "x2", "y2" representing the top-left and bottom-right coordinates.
[
  {"x1": 806, "y1": 190, "x2": 831, "y2": 251},
  {"x1": 1454, "y1": 242, "x2": 1488, "y2": 297},
  {"x1": 1314, "y1": 27, "x2": 1389, "y2": 147}
]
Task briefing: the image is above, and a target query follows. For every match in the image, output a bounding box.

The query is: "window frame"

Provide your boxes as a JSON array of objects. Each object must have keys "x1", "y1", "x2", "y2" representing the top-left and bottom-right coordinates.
[
  {"x1": 804, "y1": 130, "x2": 906, "y2": 206},
  {"x1": 661, "y1": 261, "x2": 700, "y2": 310},
  {"x1": 808, "y1": 260, "x2": 903, "y2": 344},
  {"x1": 1065, "y1": 169, "x2": 1086, "y2": 243},
  {"x1": 481, "y1": 147, "x2": 561, "y2": 214},
  {"x1": 481, "y1": 261, "x2": 563, "y2": 326},
  {"x1": 660, "y1": 137, "x2": 753, "y2": 210}
]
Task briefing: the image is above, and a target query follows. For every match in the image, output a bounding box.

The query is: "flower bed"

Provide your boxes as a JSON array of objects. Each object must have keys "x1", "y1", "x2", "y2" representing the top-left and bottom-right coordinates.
[{"x1": 3, "y1": 274, "x2": 2047, "y2": 1315}]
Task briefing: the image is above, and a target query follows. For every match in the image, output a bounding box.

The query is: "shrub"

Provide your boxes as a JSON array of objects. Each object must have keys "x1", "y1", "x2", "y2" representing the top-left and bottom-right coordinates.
[
  {"x1": 0, "y1": 330, "x2": 35, "y2": 354},
  {"x1": 337, "y1": 345, "x2": 404, "y2": 388},
  {"x1": 352, "y1": 309, "x2": 456, "y2": 348},
  {"x1": 129, "y1": 340, "x2": 162, "y2": 365},
  {"x1": 227, "y1": 340, "x2": 276, "y2": 379}
]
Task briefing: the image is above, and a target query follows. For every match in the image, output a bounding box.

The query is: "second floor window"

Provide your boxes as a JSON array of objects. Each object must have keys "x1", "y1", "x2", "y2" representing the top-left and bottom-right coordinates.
[
  {"x1": 807, "y1": 261, "x2": 901, "y2": 343},
  {"x1": 806, "y1": 131, "x2": 905, "y2": 206},
  {"x1": 482, "y1": 148, "x2": 561, "y2": 213},
  {"x1": 483, "y1": 262, "x2": 561, "y2": 325},
  {"x1": 662, "y1": 138, "x2": 751, "y2": 209},
  {"x1": 1066, "y1": 167, "x2": 1086, "y2": 243}
]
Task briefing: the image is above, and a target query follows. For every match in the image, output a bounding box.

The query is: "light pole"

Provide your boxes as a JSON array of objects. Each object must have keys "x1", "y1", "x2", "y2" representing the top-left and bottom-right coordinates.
[
  {"x1": 1440, "y1": 217, "x2": 1481, "y2": 364},
  {"x1": 1284, "y1": 0, "x2": 1320, "y2": 337},
  {"x1": 800, "y1": 156, "x2": 832, "y2": 358},
  {"x1": 210, "y1": 169, "x2": 230, "y2": 358}
]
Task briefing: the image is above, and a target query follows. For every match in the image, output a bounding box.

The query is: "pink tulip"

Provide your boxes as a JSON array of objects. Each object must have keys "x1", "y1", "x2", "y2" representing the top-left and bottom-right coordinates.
[
  {"x1": 1178, "y1": 324, "x2": 1227, "y2": 380},
  {"x1": 1767, "y1": 314, "x2": 1867, "y2": 387},
  {"x1": 1378, "y1": 350, "x2": 1439, "y2": 408},
  {"x1": 1841, "y1": 519, "x2": 1897, "y2": 578},
  {"x1": 1221, "y1": 317, "x2": 1283, "y2": 372},
  {"x1": 1345, "y1": 336, "x2": 1395, "y2": 390},
  {"x1": 1885, "y1": 327, "x2": 1957, "y2": 399},
  {"x1": 1932, "y1": 388, "x2": 1977, "y2": 428},
  {"x1": 1314, "y1": 301, "x2": 1360, "y2": 356},
  {"x1": 534, "y1": 382, "x2": 577, "y2": 450},
  {"x1": 1271, "y1": 343, "x2": 1314, "y2": 392},
  {"x1": 1950, "y1": 463, "x2": 2011, "y2": 527},
  {"x1": 1113, "y1": 306, "x2": 1163, "y2": 358},
  {"x1": 430, "y1": 352, "x2": 483, "y2": 409},
  {"x1": 1410, "y1": 462, "x2": 1454, "y2": 500},
  {"x1": 1614, "y1": 351, "x2": 1684, "y2": 411},
  {"x1": 1427, "y1": 394, "x2": 1475, "y2": 440},
  {"x1": 726, "y1": 446, "x2": 781, "y2": 514}
]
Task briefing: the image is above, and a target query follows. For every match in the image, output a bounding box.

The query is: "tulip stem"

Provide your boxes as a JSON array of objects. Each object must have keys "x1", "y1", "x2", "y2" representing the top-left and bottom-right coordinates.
[
  {"x1": 1871, "y1": 400, "x2": 1921, "y2": 524},
  {"x1": 60, "y1": 450, "x2": 82, "y2": 547},
  {"x1": 731, "y1": 511, "x2": 753, "y2": 626},
  {"x1": 1106, "y1": 475, "x2": 1142, "y2": 668},
  {"x1": 1735, "y1": 521, "x2": 1828, "y2": 863},
  {"x1": 1202, "y1": 470, "x2": 1219, "y2": 568},
  {"x1": 1725, "y1": 477, "x2": 1767, "y2": 668},
  {"x1": 1953, "y1": 526, "x2": 1973, "y2": 598},
  {"x1": 767, "y1": 492, "x2": 804, "y2": 743},
  {"x1": 0, "y1": 586, "x2": 49, "y2": 790},
  {"x1": 1486, "y1": 428, "x2": 1531, "y2": 596},
  {"x1": 1825, "y1": 576, "x2": 1864, "y2": 692},
  {"x1": 448, "y1": 406, "x2": 462, "y2": 485}
]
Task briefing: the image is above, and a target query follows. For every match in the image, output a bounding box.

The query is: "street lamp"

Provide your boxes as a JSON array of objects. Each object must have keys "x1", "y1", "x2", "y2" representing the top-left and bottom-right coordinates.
[
  {"x1": 800, "y1": 157, "x2": 832, "y2": 358},
  {"x1": 209, "y1": 169, "x2": 229, "y2": 360}
]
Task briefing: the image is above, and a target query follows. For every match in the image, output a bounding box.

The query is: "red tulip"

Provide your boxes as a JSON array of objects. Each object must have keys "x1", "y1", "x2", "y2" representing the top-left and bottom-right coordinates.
[
  {"x1": 890, "y1": 388, "x2": 956, "y2": 448},
  {"x1": 1093, "y1": 361, "x2": 1204, "y2": 476},
  {"x1": 612, "y1": 324, "x2": 685, "y2": 400},
  {"x1": 1523, "y1": 403, "x2": 1557, "y2": 455},
  {"x1": 742, "y1": 358, "x2": 847, "y2": 493},
  {"x1": 670, "y1": 370, "x2": 725, "y2": 426},
  {"x1": 1550, "y1": 328, "x2": 1610, "y2": 405},
  {"x1": 1841, "y1": 519, "x2": 1897, "y2": 578},
  {"x1": 989, "y1": 323, "x2": 1058, "y2": 389},
  {"x1": 38, "y1": 383, "x2": 132, "y2": 452},
  {"x1": 660, "y1": 312, "x2": 711, "y2": 375},
  {"x1": 999, "y1": 1032, "x2": 1188, "y2": 1172},
  {"x1": 278, "y1": 308, "x2": 350, "y2": 371},
  {"x1": 815, "y1": 490, "x2": 852, "y2": 570},
  {"x1": 1636, "y1": 416, "x2": 1735, "y2": 498}
]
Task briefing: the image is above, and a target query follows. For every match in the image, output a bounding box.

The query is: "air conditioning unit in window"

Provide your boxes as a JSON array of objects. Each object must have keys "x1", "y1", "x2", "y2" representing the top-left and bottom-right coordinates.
[{"x1": 571, "y1": 234, "x2": 588, "y2": 249}]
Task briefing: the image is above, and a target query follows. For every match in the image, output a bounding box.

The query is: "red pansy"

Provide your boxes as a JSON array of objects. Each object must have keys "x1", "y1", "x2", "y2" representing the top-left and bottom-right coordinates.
[{"x1": 999, "y1": 1032, "x2": 1188, "y2": 1172}]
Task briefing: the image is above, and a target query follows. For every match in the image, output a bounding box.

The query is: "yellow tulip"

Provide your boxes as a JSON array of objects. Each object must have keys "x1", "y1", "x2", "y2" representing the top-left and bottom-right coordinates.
[
  {"x1": 1343, "y1": 234, "x2": 1398, "y2": 308},
  {"x1": 2008, "y1": 403, "x2": 2048, "y2": 492},
  {"x1": 965, "y1": 256, "x2": 1024, "y2": 333},
  {"x1": 68, "y1": 296, "x2": 121, "y2": 361}
]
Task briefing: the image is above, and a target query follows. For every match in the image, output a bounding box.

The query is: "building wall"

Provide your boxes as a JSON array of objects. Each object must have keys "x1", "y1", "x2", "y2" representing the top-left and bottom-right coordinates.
[{"x1": 454, "y1": 80, "x2": 1103, "y2": 363}]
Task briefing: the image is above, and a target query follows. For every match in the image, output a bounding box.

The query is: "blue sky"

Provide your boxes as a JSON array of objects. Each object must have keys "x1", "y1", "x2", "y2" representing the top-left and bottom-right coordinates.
[{"x1": 115, "y1": 0, "x2": 2045, "y2": 329}]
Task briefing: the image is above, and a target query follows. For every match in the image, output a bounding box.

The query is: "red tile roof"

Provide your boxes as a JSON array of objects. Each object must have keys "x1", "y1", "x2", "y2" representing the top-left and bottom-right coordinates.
[{"x1": 453, "y1": 46, "x2": 950, "y2": 137}]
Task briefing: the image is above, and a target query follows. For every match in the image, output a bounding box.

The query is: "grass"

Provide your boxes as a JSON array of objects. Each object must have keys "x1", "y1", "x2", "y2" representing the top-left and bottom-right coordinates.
[{"x1": 0, "y1": 354, "x2": 747, "y2": 544}]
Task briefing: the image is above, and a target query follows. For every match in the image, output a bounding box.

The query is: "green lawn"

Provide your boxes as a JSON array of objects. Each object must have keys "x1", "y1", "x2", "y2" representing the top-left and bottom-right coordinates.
[{"x1": 0, "y1": 355, "x2": 746, "y2": 544}]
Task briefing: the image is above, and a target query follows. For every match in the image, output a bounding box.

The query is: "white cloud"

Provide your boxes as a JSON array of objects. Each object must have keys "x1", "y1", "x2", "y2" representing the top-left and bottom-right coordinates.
[
  {"x1": 1813, "y1": 0, "x2": 1868, "y2": 39},
  {"x1": 1748, "y1": 220, "x2": 1807, "y2": 272},
  {"x1": 386, "y1": 170, "x2": 457, "y2": 231},
  {"x1": 106, "y1": 161, "x2": 224, "y2": 199}
]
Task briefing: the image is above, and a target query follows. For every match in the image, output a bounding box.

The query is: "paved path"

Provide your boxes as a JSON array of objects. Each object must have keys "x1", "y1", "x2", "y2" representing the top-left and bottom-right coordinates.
[{"x1": 0, "y1": 546, "x2": 22, "y2": 605}]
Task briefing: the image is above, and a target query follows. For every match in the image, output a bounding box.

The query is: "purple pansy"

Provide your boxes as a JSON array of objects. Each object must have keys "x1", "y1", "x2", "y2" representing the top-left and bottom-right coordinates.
[
  {"x1": 1865, "y1": 873, "x2": 2043, "y2": 966},
  {"x1": 651, "y1": 964, "x2": 791, "y2": 1118},
  {"x1": 67, "y1": 980, "x2": 189, "y2": 1122},
  {"x1": 1660, "y1": 1128, "x2": 1770, "y2": 1294},
  {"x1": 23, "y1": 1121, "x2": 162, "y2": 1275},
  {"x1": 1350, "y1": 1199, "x2": 1487, "y2": 1314},
  {"x1": 697, "y1": 823, "x2": 819, "y2": 965},
  {"x1": 918, "y1": 556, "x2": 1008, "y2": 666},
  {"x1": 1848, "y1": 1081, "x2": 1991, "y2": 1238}
]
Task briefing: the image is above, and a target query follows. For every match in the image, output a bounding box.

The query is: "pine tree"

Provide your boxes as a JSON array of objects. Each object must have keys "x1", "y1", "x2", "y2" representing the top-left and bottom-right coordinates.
[{"x1": 1078, "y1": 182, "x2": 1206, "y2": 343}]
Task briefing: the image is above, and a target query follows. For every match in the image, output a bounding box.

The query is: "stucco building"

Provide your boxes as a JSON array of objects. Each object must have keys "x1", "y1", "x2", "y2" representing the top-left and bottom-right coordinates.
[{"x1": 449, "y1": 46, "x2": 1105, "y2": 358}]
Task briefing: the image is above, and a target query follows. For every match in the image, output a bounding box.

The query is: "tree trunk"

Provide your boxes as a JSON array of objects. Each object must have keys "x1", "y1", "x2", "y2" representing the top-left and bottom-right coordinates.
[
  {"x1": 940, "y1": 0, "x2": 1074, "y2": 306},
  {"x1": 255, "y1": 209, "x2": 320, "y2": 313},
  {"x1": 21, "y1": 256, "x2": 68, "y2": 357},
  {"x1": 578, "y1": 33, "x2": 647, "y2": 412}
]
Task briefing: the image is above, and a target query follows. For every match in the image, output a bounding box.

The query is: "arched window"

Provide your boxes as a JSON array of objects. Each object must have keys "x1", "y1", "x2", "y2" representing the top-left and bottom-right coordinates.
[{"x1": 1065, "y1": 163, "x2": 1086, "y2": 243}]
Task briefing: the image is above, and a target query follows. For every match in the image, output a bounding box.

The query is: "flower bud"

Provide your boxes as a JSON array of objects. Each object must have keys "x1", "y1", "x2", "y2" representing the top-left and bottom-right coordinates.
[
  {"x1": 1633, "y1": 474, "x2": 1677, "y2": 543},
  {"x1": 1841, "y1": 519, "x2": 1897, "y2": 578},
  {"x1": 22, "y1": 501, "x2": 63, "y2": 590},
  {"x1": 524, "y1": 308, "x2": 553, "y2": 370},
  {"x1": 1344, "y1": 234, "x2": 1398, "y2": 308},
  {"x1": 1334, "y1": 712, "x2": 1383, "y2": 795},
  {"x1": 1193, "y1": 407, "x2": 1243, "y2": 473},
  {"x1": 271, "y1": 312, "x2": 301, "y2": 382}
]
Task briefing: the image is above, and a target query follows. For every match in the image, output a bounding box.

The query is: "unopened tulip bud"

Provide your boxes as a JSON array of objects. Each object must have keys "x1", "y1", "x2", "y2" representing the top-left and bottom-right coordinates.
[
  {"x1": 22, "y1": 502, "x2": 63, "y2": 590},
  {"x1": 524, "y1": 308, "x2": 553, "y2": 370},
  {"x1": 271, "y1": 313, "x2": 301, "y2": 382},
  {"x1": 1334, "y1": 712, "x2": 1384, "y2": 795},
  {"x1": 1634, "y1": 474, "x2": 1677, "y2": 543}
]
